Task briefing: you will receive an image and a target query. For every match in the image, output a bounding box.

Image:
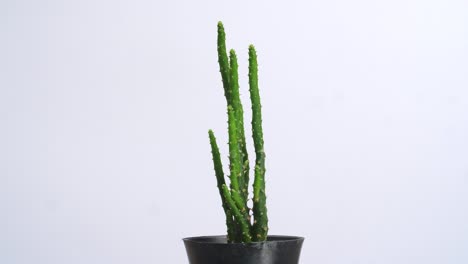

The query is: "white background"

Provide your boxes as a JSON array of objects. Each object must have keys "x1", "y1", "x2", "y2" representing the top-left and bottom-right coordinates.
[{"x1": 1, "y1": 0, "x2": 468, "y2": 263}]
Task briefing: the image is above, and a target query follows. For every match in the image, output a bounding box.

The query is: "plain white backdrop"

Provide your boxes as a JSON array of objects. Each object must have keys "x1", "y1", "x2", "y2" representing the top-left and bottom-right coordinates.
[{"x1": 1, "y1": 0, "x2": 468, "y2": 263}]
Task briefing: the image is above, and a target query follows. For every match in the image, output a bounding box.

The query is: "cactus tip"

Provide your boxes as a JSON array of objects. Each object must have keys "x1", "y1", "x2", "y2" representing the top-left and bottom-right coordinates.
[{"x1": 229, "y1": 49, "x2": 236, "y2": 56}]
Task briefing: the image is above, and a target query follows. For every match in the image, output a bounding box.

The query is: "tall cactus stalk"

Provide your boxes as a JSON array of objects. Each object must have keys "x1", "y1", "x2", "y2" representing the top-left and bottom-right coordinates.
[
  {"x1": 249, "y1": 45, "x2": 268, "y2": 241},
  {"x1": 228, "y1": 49, "x2": 250, "y2": 206},
  {"x1": 209, "y1": 21, "x2": 268, "y2": 243}
]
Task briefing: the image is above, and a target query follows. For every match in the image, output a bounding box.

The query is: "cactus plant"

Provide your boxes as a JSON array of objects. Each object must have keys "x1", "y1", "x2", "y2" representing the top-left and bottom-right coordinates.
[{"x1": 208, "y1": 22, "x2": 268, "y2": 243}]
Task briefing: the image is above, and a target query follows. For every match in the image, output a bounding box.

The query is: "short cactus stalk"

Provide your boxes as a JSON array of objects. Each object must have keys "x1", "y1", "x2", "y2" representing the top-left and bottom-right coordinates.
[{"x1": 209, "y1": 21, "x2": 268, "y2": 243}]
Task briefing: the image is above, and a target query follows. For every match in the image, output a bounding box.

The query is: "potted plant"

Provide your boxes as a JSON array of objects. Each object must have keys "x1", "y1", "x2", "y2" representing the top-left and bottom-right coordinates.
[{"x1": 183, "y1": 22, "x2": 304, "y2": 264}]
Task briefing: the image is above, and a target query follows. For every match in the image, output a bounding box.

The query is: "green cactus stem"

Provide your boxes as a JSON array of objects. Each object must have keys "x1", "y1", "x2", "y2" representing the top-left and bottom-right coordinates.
[
  {"x1": 217, "y1": 22, "x2": 231, "y2": 102},
  {"x1": 249, "y1": 45, "x2": 268, "y2": 242},
  {"x1": 227, "y1": 106, "x2": 249, "y2": 215},
  {"x1": 208, "y1": 130, "x2": 236, "y2": 242},
  {"x1": 221, "y1": 184, "x2": 252, "y2": 243},
  {"x1": 228, "y1": 49, "x2": 250, "y2": 203}
]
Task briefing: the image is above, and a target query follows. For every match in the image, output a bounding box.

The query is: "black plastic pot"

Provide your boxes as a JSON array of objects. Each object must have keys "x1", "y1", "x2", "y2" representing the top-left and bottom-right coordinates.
[{"x1": 183, "y1": 235, "x2": 304, "y2": 264}]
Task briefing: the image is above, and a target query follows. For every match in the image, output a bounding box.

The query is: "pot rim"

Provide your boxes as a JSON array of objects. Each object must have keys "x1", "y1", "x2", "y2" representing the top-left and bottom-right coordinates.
[{"x1": 183, "y1": 235, "x2": 304, "y2": 245}]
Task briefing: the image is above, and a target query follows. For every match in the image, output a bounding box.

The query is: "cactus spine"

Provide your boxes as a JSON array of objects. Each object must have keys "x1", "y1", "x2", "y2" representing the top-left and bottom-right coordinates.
[{"x1": 209, "y1": 21, "x2": 268, "y2": 243}]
